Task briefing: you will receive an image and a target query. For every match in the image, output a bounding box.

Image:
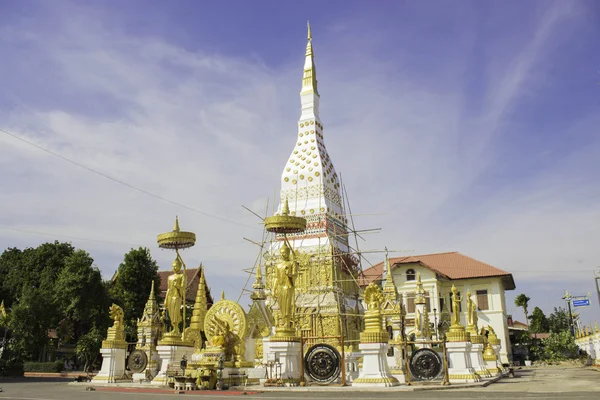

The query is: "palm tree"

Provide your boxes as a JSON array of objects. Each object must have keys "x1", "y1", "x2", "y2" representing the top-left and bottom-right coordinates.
[{"x1": 514, "y1": 294, "x2": 531, "y2": 329}]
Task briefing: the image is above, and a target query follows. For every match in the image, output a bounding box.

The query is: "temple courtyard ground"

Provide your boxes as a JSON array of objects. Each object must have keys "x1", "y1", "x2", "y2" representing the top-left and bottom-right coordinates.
[{"x1": 1, "y1": 366, "x2": 599, "y2": 399}]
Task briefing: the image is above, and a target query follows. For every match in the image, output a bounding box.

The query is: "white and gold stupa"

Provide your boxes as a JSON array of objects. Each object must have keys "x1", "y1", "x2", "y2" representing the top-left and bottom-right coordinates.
[{"x1": 264, "y1": 23, "x2": 363, "y2": 346}]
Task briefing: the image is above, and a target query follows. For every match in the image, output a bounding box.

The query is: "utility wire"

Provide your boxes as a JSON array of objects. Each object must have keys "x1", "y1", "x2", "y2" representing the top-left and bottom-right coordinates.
[
  {"x1": 1, "y1": 226, "x2": 246, "y2": 249},
  {"x1": 0, "y1": 127, "x2": 256, "y2": 229}
]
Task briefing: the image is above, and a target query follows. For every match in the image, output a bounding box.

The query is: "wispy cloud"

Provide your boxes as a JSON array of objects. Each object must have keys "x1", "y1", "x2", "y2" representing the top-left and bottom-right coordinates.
[{"x1": 0, "y1": 1, "x2": 598, "y2": 320}]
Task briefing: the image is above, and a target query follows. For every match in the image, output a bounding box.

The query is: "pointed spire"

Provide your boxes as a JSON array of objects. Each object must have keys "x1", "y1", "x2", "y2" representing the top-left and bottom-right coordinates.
[
  {"x1": 282, "y1": 198, "x2": 290, "y2": 216},
  {"x1": 302, "y1": 21, "x2": 318, "y2": 95},
  {"x1": 150, "y1": 280, "x2": 155, "y2": 297},
  {"x1": 221, "y1": 290, "x2": 225, "y2": 301},
  {"x1": 382, "y1": 247, "x2": 397, "y2": 301},
  {"x1": 173, "y1": 216, "x2": 180, "y2": 232},
  {"x1": 189, "y1": 264, "x2": 207, "y2": 336},
  {"x1": 251, "y1": 264, "x2": 267, "y2": 301},
  {"x1": 415, "y1": 272, "x2": 426, "y2": 304}
]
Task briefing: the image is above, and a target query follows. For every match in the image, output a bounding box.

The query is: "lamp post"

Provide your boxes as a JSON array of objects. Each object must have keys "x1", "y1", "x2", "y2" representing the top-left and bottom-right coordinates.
[
  {"x1": 433, "y1": 308, "x2": 438, "y2": 340},
  {"x1": 594, "y1": 270, "x2": 600, "y2": 310},
  {"x1": 561, "y1": 292, "x2": 576, "y2": 337}
]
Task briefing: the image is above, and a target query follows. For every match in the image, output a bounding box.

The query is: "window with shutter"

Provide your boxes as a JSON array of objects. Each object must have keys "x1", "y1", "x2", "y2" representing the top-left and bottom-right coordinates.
[{"x1": 476, "y1": 290, "x2": 489, "y2": 310}]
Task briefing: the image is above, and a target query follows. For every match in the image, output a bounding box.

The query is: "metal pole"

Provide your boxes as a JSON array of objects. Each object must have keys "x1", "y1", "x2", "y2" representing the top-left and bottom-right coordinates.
[
  {"x1": 594, "y1": 270, "x2": 600, "y2": 309},
  {"x1": 442, "y1": 339, "x2": 450, "y2": 386},
  {"x1": 433, "y1": 308, "x2": 438, "y2": 340},
  {"x1": 340, "y1": 335, "x2": 346, "y2": 386},
  {"x1": 404, "y1": 341, "x2": 411, "y2": 386},
  {"x1": 299, "y1": 337, "x2": 305, "y2": 386},
  {"x1": 567, "y1": 299, "x2": 575, "y2": 337}
]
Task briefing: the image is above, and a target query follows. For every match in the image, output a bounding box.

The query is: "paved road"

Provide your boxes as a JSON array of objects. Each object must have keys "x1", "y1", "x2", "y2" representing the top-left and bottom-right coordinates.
[{"x1": 0, "y1": 366, "x2": 598, "y2": 399}]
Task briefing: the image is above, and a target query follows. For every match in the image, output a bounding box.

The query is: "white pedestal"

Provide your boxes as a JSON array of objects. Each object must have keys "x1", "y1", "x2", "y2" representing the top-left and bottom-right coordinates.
[
  {"x1": 150, "y1": 345, "x2": 194, "y2": 386},
  {"x1": 469, "y1": 343, "x2": 491, "y2": 378},
  {"x1": 353, "y1": 343, "x2": 399, "y2": 387},
  {"x1": 92, "y1": 347, "x2": 129, "y2": 383},
  {"x1": 446, "y1": 341, "x2": 480, "y2": 383},
  {"x1": 485, "y1": 359, "x2": 501, "y2": 376},
  {"x1": 344, "y1": 352, "x2": 361, "y2": 383},
  {"x1": 593, "y1": 337, "x2": 600, "y2": 365},
  {"x1": 492, "y1": 344, "x2": 504, "y2": 372},
  {"x1": 267, "y1": 341, "x2": 301, "y2": 383},
  {"x1": 388, "y1": 346, "x2": 406, "y2": 384}
]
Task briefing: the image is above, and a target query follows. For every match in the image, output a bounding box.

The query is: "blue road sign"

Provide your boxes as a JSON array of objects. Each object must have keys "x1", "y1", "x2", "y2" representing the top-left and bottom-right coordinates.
[{"x1": 573, "y1": 299, "x2": 590, "y2": 307}]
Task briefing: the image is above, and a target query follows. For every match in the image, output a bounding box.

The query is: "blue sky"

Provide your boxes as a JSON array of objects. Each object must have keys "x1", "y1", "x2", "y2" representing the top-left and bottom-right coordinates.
[{"x1": 1, "y1": 0, "x2": 599, "y2": 325}]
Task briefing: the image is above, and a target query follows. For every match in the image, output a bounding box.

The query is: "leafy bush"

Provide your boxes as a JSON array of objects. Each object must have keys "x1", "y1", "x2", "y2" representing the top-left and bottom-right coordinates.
[
  {"x1": 0, "y1": 359, "x2": 24, "y2": 376},
  {"x1": 538, "y1": 331, "x2": 579, "y2": 362},
  {"x1": 23, "y1": 360, "x2": 63, "y2": 373}
]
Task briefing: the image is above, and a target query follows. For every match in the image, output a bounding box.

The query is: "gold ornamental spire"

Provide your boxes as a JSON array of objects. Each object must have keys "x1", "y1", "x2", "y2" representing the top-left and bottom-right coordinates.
[
  {"x1": 414, "y1": 272, "x2": 426, "y2": 305},
  {"x1": 173, "y1": 216, "x2": 180, "y2": 232},
  {"x1": 251, "y1": 263, "x2": 267, "y2": 301},
  {"x1": 382, "y1": 247, "x2": 397, "y2": 301},
  {"x1": 302, "y1": 21, "x2": 318, "y2": 95},
  {"x1": 190, "y1": 265, "x2": 207, "y2": 332}
]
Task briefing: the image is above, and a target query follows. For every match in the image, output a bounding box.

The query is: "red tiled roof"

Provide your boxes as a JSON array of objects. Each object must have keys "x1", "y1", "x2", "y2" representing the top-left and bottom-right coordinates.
[
  {"x1": 158, "y1": 268, "x2": 213, "y2": 305},
  {"x1": 360, "y1": 251, "x2": 515, "y2": 290}
]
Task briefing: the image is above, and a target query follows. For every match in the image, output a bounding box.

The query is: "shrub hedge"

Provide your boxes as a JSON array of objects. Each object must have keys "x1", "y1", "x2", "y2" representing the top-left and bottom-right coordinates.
[
  {"x1": 0, "y1": 359, "x2": 25, "y2": 377},
  {"x1": 23, "y1": 360, "x2": 63, "y2": 373}
]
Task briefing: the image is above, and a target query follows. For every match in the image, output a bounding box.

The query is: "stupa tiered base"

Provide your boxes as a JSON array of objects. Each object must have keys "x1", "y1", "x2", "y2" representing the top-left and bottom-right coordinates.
[{"x1": 352, "y1": 343, "x2": 399, "y2": 387}]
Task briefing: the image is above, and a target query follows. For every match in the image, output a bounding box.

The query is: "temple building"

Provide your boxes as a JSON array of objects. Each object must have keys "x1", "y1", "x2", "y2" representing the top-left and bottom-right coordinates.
[
  {"x1": 158, "y1": 267, "x2": 214, "y2": 307},
  {"x1": 262, "y1": 23, "x2": 363, "y2": 345},
  {"x1": 361, "y1": 251, "x2": 515, "y2": 362}
]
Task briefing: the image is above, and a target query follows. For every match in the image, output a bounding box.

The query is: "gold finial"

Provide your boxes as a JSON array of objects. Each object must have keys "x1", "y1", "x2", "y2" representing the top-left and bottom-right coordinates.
[
  {"x1": 282, "y1": 198, "x2": 290, "y2": 216},
  {"x1": 173, "y1": 216, "x2": 180, "y2": 232},
  {"x1": 221, "y1": 290, "x2": 225, "y2": 301},
  {"x1": 384, "y1": 247, "x2": 394, "y2": 284},
  {"x1": 302, "y1": 22, "x2": 318, "y2": 94},
  {"x1": 256, "y1": 263, "x2": 262, "y2": 280},
  {"x1": 150, "y1": 280, "x2": 155, "y2": 297}
]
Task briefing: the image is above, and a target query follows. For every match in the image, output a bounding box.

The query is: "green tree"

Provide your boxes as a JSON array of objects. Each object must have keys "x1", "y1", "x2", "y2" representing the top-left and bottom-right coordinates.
[
  {"x1": 528, "y1": 306, "x2": 549, "y2": 334},
  {"x1": 539, "y1": 331, "x2": 579, "y2": 361},
  {"x1": 75, "y1": 327, "x2": 104, "y2": 372},
  {"x1": 548, "y1": 307, "x2": 571, "y2": 333},
  {"x1": 1, "y1": 242, "x2": 110, "y2": 362},
  {"x1": 514, "y1": 294, "x2": 531, "y2": 328},
  {"x1": 109, "y1": 247, "x2": 160, "y2": 341},
  {"x1": 53, "y1": 250, "x2": 110, "y2": 339}
]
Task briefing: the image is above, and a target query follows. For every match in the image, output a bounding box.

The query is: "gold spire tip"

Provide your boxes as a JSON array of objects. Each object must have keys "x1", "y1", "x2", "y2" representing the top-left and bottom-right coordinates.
[
  {"x1": 173, "y1": 216, "x2": 180, "y2": 232},
  {"x1": 282, "y1": 198, "x2": 290, "y2": 216},
  {"x1": 221, "y1": 290, "x2": 225, "y2": 300},
  {"x1": 307, "y1": 21, "x2": 312, "y2": 41}
]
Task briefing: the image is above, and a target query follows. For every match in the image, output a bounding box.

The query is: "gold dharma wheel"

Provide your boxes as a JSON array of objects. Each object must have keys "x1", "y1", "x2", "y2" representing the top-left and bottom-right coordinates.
[{"x1": 204, "y1": 300, "x2": 247, "y2": 343}]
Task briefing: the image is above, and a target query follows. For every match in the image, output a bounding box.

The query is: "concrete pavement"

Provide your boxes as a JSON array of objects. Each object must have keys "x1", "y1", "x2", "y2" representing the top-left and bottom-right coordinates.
[{"x1": 0, "y1": 366, "x2": 598, "y2": 399}]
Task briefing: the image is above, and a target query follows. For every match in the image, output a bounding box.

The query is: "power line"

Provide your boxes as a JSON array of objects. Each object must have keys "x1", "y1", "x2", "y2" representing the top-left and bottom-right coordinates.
[
  {"x1": 0, "y1": 127, "x2": 257, "y2": 230},
  {"x1": 1, "y1": 226, "x2": 246, "y2": 249}
]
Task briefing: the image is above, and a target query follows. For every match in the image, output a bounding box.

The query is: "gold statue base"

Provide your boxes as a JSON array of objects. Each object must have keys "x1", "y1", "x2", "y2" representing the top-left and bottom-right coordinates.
[
  {"x1": 101, "y1": 339, "x2": 127, "y2": 349},
  {"x1": 271, "y1": 328, "x2": 299, "y2": 342},
  {"x1": 359, "y1": 331, "x2": 389, "y2": 343},
  {"x1": 446, "y1": 325, "x2": 470, "y2": 342},
  {"x1": 158, "y1": 331, "x2": 193, "y2": 347}
]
